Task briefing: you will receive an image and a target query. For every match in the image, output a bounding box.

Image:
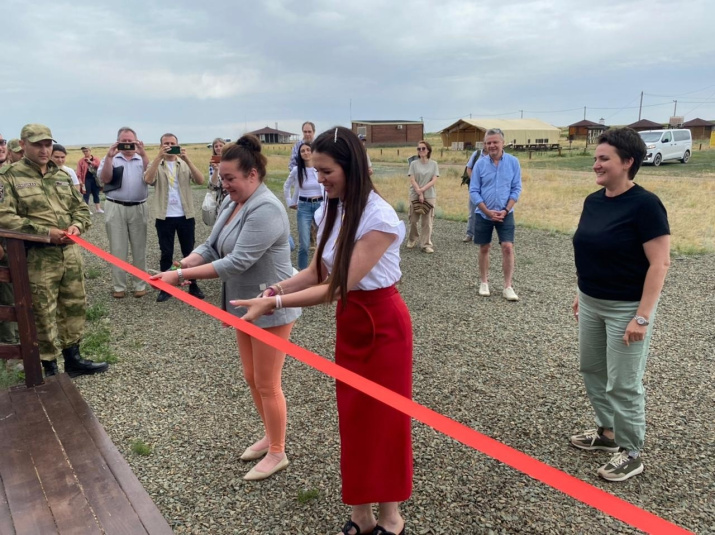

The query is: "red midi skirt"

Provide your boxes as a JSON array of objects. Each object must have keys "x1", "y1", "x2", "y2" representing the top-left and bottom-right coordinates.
[{"x1": 335, "y1": 285, "x2": 413, "y2": 505}]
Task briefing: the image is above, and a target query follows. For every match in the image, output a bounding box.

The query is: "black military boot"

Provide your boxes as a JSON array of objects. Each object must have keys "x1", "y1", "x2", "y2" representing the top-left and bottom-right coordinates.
[
  {"x1": 41, "y1": 360, "x2": 58, "y2": 377},
  {"x1": 62, "y1": 345, "x2": 109, "y2": 378}
]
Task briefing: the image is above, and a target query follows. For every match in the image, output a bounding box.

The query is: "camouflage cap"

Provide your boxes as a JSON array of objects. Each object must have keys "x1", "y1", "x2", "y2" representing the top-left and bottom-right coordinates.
[
  {"x1": 20, "y1": 124, "x2": 56, "y2": 143},
  {"x1": 7, "y1": 139, "x2": 21, "y2": 153}
]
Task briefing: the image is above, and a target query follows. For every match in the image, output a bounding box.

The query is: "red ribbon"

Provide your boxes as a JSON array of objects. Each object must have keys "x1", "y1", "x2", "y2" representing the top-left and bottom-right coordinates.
[{"x1": 69, "y1": 235, "x2": 691, "y2": 535}]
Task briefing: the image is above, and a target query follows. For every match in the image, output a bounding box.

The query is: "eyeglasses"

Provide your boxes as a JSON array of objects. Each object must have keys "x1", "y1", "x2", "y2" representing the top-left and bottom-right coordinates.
[
  {"x1": 0, "y1": 140, "x2": 6, "y2": 146},
  {"x1": 417, "y1": 147, "x2": 428, "y2": 151}
]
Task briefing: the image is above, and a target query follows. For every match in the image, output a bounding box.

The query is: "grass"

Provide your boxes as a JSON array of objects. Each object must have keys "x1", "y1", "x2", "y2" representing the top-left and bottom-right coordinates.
[
  {"x1": 85, "y1": 302, "x2": 108, "y2": 322},
  {"x1": 0, "y1": 365, "x2": 24, "y2": 389},
  {"x1": 85, "y1": 267, "x2": 102, "y2": 279},
  {"x1": 62, "y1": 138, "x2": 715, "y2": 255},
  {"x1": 297, "y1": 488, "x2": 320, "y2": 504},
  {"x1": 130, "y1": 439, "x2": 153, "y2": 456}
]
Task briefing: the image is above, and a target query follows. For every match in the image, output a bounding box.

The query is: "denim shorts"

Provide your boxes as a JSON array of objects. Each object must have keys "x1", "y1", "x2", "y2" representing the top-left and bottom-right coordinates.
[{"x1": 473, "y1": 211, "x2": 515, "y2": 244}]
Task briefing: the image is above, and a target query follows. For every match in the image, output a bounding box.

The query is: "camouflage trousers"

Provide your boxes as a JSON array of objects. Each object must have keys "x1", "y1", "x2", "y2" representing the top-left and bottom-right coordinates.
[
  {"x1": 0, "y1": 280, "x2": 18, "y2": 344},
  {"x1": 27, "y1": 244, "x2": 87, "y2": 361}
]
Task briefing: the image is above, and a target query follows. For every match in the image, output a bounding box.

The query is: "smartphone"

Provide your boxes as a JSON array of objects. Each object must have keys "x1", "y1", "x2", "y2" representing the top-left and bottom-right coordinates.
[
  {"x1": 210, "y1": 155, "x2": 221, "y2": 164},
  {"x1": 117, "y1": 142, "x2": 135, "y2": 151},
  {"x1": 167, "y1": 145, "x2": 181, "y2": 155}
]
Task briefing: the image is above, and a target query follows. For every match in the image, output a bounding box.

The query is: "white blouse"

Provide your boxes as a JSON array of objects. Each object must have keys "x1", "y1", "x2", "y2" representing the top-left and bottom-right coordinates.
[
  {"x1": 283, "y1": 167, "x2": 323, "y2": 207},
  {"x1": 316, "y1": 191, "x2": 405, "y2": 290}
]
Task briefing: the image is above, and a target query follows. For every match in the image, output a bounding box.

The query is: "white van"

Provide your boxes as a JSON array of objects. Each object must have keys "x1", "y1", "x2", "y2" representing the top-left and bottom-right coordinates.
[{"x1": 639, "y1": 129, "x2": 692, "y2": 166}]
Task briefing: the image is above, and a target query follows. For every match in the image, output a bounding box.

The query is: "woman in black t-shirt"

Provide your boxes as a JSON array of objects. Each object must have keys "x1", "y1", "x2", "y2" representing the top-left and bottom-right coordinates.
[{"x1": 569, "y1": 128, "x2": 670, "y2": 482}]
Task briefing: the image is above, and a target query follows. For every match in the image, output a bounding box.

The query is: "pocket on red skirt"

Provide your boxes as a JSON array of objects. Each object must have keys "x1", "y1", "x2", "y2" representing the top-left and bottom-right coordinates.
[{"x1": 336, "y1": 300, "x2": 376, "y2": 362}]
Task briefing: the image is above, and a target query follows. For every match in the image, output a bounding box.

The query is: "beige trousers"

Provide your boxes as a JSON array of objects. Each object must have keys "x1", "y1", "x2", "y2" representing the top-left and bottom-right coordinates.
[
  {"x1": 104, "y1": 200, "x2": 148, "y2": 292},
  {"x1": 408, "y1": 199, "x2": 435, "y2": 249}
]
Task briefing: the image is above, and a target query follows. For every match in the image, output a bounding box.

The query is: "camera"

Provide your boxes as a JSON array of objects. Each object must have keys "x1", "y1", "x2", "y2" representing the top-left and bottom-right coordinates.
[
  {"x1": 117, "y1": 142, "x2": 135, "y2": 151},
  {"x1": 167, "y1": 146, "x2": 181, "y2": 155}
]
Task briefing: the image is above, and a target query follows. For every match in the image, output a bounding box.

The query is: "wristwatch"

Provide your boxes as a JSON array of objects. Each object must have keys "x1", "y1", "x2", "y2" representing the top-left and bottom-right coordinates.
[{"x1": 634, "y1": 315, "x2": 649, "y2": 326}]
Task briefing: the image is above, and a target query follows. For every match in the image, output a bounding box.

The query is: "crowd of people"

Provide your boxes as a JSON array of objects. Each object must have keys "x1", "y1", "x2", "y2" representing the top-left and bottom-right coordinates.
[{"x1": 0, "y1": 121, "x2": 670, "y2": 533}]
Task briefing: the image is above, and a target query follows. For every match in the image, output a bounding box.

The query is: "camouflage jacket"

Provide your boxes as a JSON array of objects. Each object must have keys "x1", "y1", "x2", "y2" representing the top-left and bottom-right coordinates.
[{"x1": 0, "y1": 157, "x2": 91, "y2": 237}]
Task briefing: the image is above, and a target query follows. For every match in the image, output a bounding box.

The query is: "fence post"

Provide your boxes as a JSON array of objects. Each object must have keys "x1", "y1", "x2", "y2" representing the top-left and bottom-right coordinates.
[{"x1": 529, "y1": 151, "x2": 532, "y2": 160}]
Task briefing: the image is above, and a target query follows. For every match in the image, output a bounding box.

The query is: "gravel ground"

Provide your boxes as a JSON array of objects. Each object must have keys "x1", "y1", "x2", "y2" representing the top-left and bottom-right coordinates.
[{"x1": 74, "y1": 189, "x2": 714, "y2": 534}]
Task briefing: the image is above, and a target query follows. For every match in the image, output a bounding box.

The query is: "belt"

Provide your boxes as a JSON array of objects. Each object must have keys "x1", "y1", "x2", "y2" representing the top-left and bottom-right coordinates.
[
  {"x1": 25, "y1": 242, "x2": 68, "y2": 250},
  {"x1": 299, "y1": 196, "x2": 323, "y2": 203},
  {"x1": 106, "y1": 198, "x2": 146, "y2": 207}
]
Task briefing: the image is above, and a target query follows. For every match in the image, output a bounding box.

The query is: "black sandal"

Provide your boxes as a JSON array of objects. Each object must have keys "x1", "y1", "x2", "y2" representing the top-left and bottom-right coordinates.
[
  {"x1": 372, "y1": 525, "x2": 406, "y2": 535},
  {"x1": 341, "y1": 519, "x2": 374, "y2": 535}
]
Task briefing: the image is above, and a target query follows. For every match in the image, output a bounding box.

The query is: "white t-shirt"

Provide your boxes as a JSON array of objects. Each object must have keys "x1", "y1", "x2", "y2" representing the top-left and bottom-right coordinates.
[
  {"x1": 165, "y1": 161, "x2": 185, "y2": 217},
  {"x1": 62, "y1": 165, "x2": 80, "y2": 186},
  {"x1": 283, "y1": 167, "x2": 323, "y2": 207},
  {"x1": 316, "y1": 191, "x2": 405, "y2": 291}
]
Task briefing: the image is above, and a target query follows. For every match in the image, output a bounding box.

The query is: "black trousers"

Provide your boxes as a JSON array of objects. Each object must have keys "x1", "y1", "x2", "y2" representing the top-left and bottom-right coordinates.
[
  {"x1": 155, "y1": 216, "x2": 196, "y2": 273},
  {"x1": 83, "y1": 175, "x2": 102, "y2": 204}
]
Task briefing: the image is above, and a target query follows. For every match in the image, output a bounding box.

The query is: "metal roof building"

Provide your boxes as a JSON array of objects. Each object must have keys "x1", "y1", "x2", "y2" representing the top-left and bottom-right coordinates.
[{"x1": 439, "y1": 118, "x2": 561, "y2": 149}]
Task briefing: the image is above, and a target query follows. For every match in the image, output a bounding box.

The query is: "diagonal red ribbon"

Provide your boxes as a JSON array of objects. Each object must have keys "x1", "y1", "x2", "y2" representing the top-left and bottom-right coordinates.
[{"x1": 69, "y1": 235, "x2": 692, "y2": 535}]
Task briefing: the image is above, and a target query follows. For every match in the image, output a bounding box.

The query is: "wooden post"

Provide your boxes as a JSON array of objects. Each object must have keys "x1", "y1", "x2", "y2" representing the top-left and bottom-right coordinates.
[
  {"x1": 529, "y1": 151, "x2": 532, "y2": 160},
  {"x1": 0, "y1": 230, "x2": 50, "y2": 388},
  {"x1": 397, "y1": 149, "x2": 400, "y2": 156}
]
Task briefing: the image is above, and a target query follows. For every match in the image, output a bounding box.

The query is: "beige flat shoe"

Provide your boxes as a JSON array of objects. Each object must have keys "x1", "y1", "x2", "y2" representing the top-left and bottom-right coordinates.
[
  {"x1": 243, "y1": 456, "x2": 289, "y2": 481},
  {"x1": 240, "y1": 445, "x2": 269, "y2": 461}
]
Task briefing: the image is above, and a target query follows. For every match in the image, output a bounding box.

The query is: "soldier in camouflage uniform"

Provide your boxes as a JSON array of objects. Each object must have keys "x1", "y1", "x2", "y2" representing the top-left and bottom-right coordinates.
[{"x1": 0, "y1": 124, "x2": 108, "y2": 377}]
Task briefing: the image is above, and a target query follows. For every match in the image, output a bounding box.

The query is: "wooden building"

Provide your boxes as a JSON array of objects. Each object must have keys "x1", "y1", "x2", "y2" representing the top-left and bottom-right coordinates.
[
  {"x1": 681, "y1": 118, "x2": 714, "y2": 140},
  {"x1": 351, "y1": 120, "x2": 424, "y2": 145},
  {"x1": 627, "y1": 119, "x2": 663, "y2": 132},
  {"x1": 248, "y1": 126, "x2": 297, "y2": 144},
  {"x1": 568, "y1": 119, "x2": 607, "y2": 144},
  {"x1": 439, "y1": 118, "x2": 561, "y2": 150}
]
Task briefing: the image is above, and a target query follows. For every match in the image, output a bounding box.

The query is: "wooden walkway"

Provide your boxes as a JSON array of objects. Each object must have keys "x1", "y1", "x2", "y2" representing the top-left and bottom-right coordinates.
[{"x1": 0, "y1": 373, "x2": 173, "y2": 535}]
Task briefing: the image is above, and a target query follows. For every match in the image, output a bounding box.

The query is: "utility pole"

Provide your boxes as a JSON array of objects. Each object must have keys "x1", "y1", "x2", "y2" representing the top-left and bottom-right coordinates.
[
  {"x1": 349, "y1": 98, "x2": 352, "y2": 122},
  {"x1": 673, "y1": 100, "x2": 678, "y2": 116},
  {"x1": 583, "y1": 106, "x2": 586, "y2": 120},
  {"x1": 520, "y1": 110, "x2": 523, "y2": 118},
  {"x1": 638, "y1": 91, "x2": 643, "y2": 120}
]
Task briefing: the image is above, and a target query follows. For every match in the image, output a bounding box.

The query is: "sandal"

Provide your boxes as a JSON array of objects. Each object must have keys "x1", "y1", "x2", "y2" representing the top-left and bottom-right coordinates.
[
  {"x1": 372, "y1": 525, "x2": 406, "y2": 535},
  {"x1": 341, "y1": 519, "x2": 375, "y2": 535}
]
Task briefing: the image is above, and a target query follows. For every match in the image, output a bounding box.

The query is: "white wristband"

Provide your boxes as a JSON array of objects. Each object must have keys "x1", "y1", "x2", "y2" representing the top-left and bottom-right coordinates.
[{"x1": 275, "y1": 295, "x2": 282, "y2": 310}]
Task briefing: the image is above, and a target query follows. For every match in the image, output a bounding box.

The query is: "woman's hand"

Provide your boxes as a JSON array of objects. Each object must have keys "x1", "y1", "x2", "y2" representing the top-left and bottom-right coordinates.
[
  {"x1": 623, "y1": 319, "x2": 647, "y2": 346},
  {"x1": 230, "y1": 297, "x2": 276, "y2": 322},
  {"x1": 572, "y1": 294, "x2": 579, "y2": 321},
  {"x1": 149, "y1": 270, "x2": 180, "y2": 286}
]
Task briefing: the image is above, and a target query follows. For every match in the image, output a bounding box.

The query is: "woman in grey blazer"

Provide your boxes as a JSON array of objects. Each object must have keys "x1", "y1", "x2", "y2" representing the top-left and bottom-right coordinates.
[{"x1": 151, "y1": 135, "x2": 300, "y2": 481}]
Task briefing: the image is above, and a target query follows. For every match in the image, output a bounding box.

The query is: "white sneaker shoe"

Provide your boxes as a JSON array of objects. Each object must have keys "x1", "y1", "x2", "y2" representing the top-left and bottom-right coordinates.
[
  {"x1": 503, "y1": 287, "x2": 519, "y2": 301},
  {"x1": 478, "y1": 283, "x2": 490, "y2": 296},
  {"x1": 96, "y1": 208, "x2": 104, "y2": 214},
  {"x1": 406, "y1": 240, "x2": 416, "y2": 249}
]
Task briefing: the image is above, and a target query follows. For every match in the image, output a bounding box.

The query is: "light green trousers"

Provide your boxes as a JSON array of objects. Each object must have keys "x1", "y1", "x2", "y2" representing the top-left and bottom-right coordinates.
[{"x1": 578, "y1": 291, "x2": 658, "y2": 452}]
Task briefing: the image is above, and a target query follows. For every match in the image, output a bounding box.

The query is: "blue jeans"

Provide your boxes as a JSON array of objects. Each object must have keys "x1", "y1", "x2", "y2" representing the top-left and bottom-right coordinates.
[{"x1": 297, "y1": 200, "x2": 322, "y2": 269}]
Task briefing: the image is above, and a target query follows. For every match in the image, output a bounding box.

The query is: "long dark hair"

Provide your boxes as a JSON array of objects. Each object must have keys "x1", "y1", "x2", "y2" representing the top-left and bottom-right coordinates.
[
  {"x1": 313, "y1": 126, "x2": 374, "y2": 305},
  {"x1": 296, "y1": 142, "x2": 311, "y2": 188}
]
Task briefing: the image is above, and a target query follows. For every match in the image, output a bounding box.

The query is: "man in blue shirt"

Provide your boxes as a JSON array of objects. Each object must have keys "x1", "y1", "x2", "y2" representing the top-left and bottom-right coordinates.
[
  {"x1": 463, "y1": 147, "x2": 487, "y2": 242},
  {"x1": 288, "y1": 121, "x2": 316, "y2": 171},
  {"x1": 469, "y1": 128, "x2": 522, "y2": 301}
]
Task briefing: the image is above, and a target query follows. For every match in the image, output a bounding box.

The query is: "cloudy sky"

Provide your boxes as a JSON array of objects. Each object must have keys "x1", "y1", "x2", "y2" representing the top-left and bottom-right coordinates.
[{"x1": 2, "y1": 0, "x2": 714, "y2": 145}]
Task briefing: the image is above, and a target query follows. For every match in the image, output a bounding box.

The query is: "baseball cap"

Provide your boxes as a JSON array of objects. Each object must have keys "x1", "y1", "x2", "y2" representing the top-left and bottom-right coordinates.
[
  {"x1": 7, "y1": 139, "x2": 22, "y2": 153},
  {"x1": 20, "y1": 124, "x2": 56, "y2": 143}
]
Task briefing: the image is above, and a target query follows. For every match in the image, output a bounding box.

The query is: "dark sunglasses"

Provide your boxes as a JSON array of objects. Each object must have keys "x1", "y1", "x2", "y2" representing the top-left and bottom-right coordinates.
[
  {"x1": 0, "y1": 140, "x2": 6, "y2": 146},
  {"x1": 417, "y1": 147, "x2": 428, "y2": 151}
]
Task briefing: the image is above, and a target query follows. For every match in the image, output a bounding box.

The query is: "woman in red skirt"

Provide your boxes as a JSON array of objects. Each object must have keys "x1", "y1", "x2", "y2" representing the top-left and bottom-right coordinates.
[{"x1": 235, "y1": 126, "x2": 412, "y2": 535}]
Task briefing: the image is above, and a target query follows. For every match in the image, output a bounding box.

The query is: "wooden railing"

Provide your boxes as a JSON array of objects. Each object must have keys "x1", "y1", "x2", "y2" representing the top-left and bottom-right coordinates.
[{"x1": 0, "y1": 229, "x2": 49, "y2": 388}]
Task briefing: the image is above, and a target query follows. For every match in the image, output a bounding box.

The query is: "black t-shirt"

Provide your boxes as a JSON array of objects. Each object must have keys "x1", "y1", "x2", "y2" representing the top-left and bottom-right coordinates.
[{"x1": 573, "y1": 184, "x2": 669, "y2": 301}]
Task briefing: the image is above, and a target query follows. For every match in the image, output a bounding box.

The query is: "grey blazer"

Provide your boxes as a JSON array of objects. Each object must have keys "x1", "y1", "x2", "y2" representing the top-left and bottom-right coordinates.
[{"x1": 193, "y1": 183, "x2": 301, "y2": 328}]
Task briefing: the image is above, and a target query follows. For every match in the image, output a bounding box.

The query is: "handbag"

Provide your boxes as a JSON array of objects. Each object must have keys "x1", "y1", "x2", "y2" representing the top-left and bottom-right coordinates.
[
  {"x1": 461, "y1": 166, "x2": 471, "y2": 186},
  {"x1": 103, "y1": 166, "x2": 123, "y2": 193},
  {"x1": 201, "y1": 190, "x2": 219, "y2": 226},
  {"x1": 411, "y1": 199, "x2": 433, "y2": 216}
]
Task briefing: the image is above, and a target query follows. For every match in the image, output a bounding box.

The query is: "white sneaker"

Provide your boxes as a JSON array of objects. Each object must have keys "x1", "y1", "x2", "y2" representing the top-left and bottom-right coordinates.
[
  {"x1": 503, "y1": 287, "x2": 519, "y2": 301},
  {"x1": 406, "y1": 240, "x2": 416, "y2": 249},
  {"x1": 462, "y1": 235, "x2": 472, "y2": 243},
  {"x1": 96, "y1": 208, "x2": 104, "y2": 214},
  {"x1": 478, "y1": 283, "x2": 490, "y2": 296}
]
